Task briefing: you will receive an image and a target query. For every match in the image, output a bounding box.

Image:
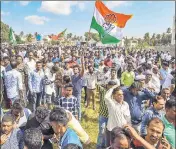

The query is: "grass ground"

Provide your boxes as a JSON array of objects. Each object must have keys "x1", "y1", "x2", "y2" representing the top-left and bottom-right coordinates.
[{"x1": 81, "y1": 90, "x2": 100, "y2": 149}]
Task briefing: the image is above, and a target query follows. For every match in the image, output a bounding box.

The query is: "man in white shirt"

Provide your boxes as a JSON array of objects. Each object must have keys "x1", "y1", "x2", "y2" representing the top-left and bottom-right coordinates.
[
  {"x1": 105, "y1": 85, "x2": 131, "y2": 147},
  {"x1": 4, "y1": 61, "x2": 23, "y2": 105},
  {"x1": 63, "y1": 62, "x2": 74, "y2": 77},
  {"x1": 105, "y1": 68, "x2": 120, "y2": 86},
  {"x1": 84, "y1": 65, "x2": 99, "y2": 110},
  {"x1": 25, "y1": 51, "x2": 36, "y2": 74},
  {"x1": 151, "y1": 66, "x2": 161, "y2": 94}
]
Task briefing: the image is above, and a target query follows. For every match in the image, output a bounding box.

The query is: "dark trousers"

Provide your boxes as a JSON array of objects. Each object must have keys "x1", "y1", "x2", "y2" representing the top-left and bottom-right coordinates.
[
  {"x1": 83, "y1": 86, "x2": 87, "y2": 103},
  {"x1": 106, "y1": 129, "x2": 112, "y2": 148},
  {"x1": 31, "y1": 92, "x2": 42, "y2": 112}
]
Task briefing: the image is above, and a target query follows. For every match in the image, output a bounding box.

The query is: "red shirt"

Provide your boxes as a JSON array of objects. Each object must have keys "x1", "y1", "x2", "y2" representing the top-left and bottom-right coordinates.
[{"x1": 104, "y1": 59, "x2": 113, "y2": 67}]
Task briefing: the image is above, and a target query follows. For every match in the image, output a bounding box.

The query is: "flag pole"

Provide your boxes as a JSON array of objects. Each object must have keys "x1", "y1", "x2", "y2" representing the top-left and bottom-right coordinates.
[{"x1": 87, "y1": 0, "x2": 97, "y2": 46}]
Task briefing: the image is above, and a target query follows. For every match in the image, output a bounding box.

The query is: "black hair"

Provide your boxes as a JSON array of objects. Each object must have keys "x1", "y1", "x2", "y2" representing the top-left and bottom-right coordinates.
[
  {"x1": 49, "y1": 107, "x2": 69, "y2": 126},
  {"x1": 24, "y1": 128, "x2": 43, "y2": 149},
  {"x1": 147, "y1": 117, "x2": 165, "y2": 130},
  {"x1": 36, "y1": 61, "x2": 42, "y2": 64},
  {"x1": 112, "y1": 86, "x2": 122, "y2": 95},
  {"x1": 10, "y1": 60, "x2": 17, "y2": 69},
  {"x1": 165, "y1": 99, "x2": 176, "y2": 109},
  {"x1": 111, "y1": 68, "x2": 117, "y2": 72},
  {"x1": 63, "y1": 76, "x2": 71, "y2": 84},
  {"x1": 111, "y1": 126, "x2": 131, "y2": 143},
  {"x1": 152, "y1": 96, "x2": 164, "y2": 104},
  {"x1": 35, "y1": 106, "x2": 49, "y2": 120},
  {"x1": 3, "y1": 56, "x2": 10, "y2": 61},
  {"x1": 63, "y1": 144, "x2": 82, "y2": 149}
]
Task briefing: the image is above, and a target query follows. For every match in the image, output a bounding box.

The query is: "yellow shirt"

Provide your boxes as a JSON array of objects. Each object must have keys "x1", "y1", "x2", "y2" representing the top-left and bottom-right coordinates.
[{"x1": 121, "y1": 71, "x2": 135, "y2": 87}]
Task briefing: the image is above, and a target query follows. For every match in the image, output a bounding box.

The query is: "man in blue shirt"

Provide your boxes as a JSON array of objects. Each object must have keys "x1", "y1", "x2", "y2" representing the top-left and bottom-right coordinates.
[
  {"x1": 49, "y1": 107, "x2": 82, "y2": 149},
  {"x1": 140, "y1": 96, "x2": 165, "y2": 135},
  {"x1": 122, "y1": 81, "x2": 156, "y2": 132},
  {"x1": 28, "y1": 61, "x2": 45, "y2": 112},
  {"x1": 71, "y1": 56, "x2": 84, "y2": 120}
]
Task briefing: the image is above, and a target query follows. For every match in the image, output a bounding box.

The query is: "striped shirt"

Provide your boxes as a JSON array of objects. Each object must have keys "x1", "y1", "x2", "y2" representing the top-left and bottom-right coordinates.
[
  {"x1": 56, "y1": 96, "x2": 78, "y2": 117},
  {"x1": 99, "y1": 86, "x2": 108, "y2": 118}
]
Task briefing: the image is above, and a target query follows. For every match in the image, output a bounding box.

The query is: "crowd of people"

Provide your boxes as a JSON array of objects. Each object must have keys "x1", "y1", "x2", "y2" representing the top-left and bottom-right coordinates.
[{"x1": 0, "y1": 43, "x2": 175, "y2": 149}]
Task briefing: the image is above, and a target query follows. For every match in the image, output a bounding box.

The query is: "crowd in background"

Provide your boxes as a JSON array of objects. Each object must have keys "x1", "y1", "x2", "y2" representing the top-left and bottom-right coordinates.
[{"x1": 0, "y1": 43, "x2": 175, "y2": 149}]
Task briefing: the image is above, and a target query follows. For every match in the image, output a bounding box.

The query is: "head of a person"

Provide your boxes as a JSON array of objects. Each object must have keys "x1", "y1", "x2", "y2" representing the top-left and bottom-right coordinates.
[
  {"x1": 51, "y1": 65, "x2": 59, "y2": 74},
  {"x1": 65, "y1": 62, "x2": 69, "y2": 69},
  {"x1": 10, "y1": 60, "x2": 18, "y2": 69},
  {"x1": 28, "y1": 51, "x2": 34, "y2": 60},
  {"x1": 11, "y1": 101, "x2": 24, "y2": 122},
  {"x1": 152, "y1": 96, "x2": 165, "y2": 111},
  {"x1": 73, "y1": 65, "x2": 80, "y2": 74},
  {"x1": 107, "y1": 81, "x2": 117, "y2": 90},
  {"x1": 111, "y1": 68, "x2": 117, "y2": 78},
  {"x1": 165, "y1": 99, "x2": 176, "y2": 122},
  {"x1": 129, "y1": 82, "x2": 141, "y2": 96},
  {"x1": 162, "y1": 62, "x2": 169, "y2": 70},
  {"x1": 16, "y1": 55, "x2": 23, "y2": 64},
  {"x1": 63, "y1": 144, "x2": 82, "y2": 149},
  {"x1": 63, "y1": 76, "x2": 71, "y2": 84},
  {"x1": 100, "y1": 60, "x2": 104, "y2": 65},
  {"x1": 88, "y1": 65, "x2": 94, "y2": 73},
  {"x1": 36, "y1": 61, "x2": 43, "y2": 71},
  {"x1": 64, "y1": 83, "x2": 73, "y2": 97},
  {"x1": 152, "y1": 66, "x2": 159, "y2": 74},
  {"x1": 103, "y1": 67, "x2": 109, "y2": 73},
  {"x1": 112, "y1": 87, "x2": 124, "y2": 103},
  {"x1": 49, "y1": 107, "x2": 69, "y2": 136},
  {"x1": 145, "y1": 71, "x2": 152, "y2": 82},
  {"x1": 1, "y1": 114, "x2": 15, "y2": 135},
  {"x1": 3, "y1": 56, "x2": 10, "y2": 66},
  {"x1": 35, "y1": 106, "x2": 49, "y2": 123},
  {"x1": 161, "y1": 88, "x2": 171, "y2": 101},
  {"x1": 137, "y1": 67, "x2": 144, "y2": 75},
  {"x1": 127, "y1": 64, "x2": 133, "y2": 72},
  {"x1": 24, "y1": 128, "x2": 43, "y2": 149},
  {"x1": 42, "y1": 59, "x2": 48, "y2": 68},
  {"x1": 110, "y1": 126, "x2": 131, "y2": 149},
  {"x1": 146, "y1": 117, "x2": 165, "y2": 145}
]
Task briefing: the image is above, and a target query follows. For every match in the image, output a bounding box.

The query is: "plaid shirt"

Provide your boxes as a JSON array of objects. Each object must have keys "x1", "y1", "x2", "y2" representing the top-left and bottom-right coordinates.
[
  {"x1": 99, "y1": 86, "x2": 108, "y2": 118},
  {"x1": 56, "y1": 96, "x2": 78, "y2": 117}
]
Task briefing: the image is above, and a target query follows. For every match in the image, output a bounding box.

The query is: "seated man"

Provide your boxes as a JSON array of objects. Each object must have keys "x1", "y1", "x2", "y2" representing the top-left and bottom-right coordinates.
[
  {"x1": 133, "y1": 117, "x2": 171, "y2": 149},
  {"x1": 0, "y1": 114, "x2": 24, "y2": 149},
  {"x1": 49, "y1": 107, "x2": 82, "y2": 149},
  {"x1": 24, "y1": 128, "x2": 43, "y2": 149}
]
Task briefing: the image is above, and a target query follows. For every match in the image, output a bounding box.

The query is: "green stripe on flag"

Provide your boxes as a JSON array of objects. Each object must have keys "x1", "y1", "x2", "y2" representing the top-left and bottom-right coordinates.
[{"x1": 90, "y1": 16, "x2": 121, "y2": 44}]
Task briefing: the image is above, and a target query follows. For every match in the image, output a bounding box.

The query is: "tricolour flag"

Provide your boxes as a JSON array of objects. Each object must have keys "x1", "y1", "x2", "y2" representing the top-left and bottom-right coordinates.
[
  {"x1": 90, "y1": 1, "x2": 132, "y2": 44},
  {"x1": 9, "y1": 27, "x2": 16, "y2": 44}
]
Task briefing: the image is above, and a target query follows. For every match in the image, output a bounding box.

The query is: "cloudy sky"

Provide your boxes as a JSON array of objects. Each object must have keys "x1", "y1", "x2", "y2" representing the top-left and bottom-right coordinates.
[{"x1": 1, "y1": 1, "x2": 175, "y2": 38}]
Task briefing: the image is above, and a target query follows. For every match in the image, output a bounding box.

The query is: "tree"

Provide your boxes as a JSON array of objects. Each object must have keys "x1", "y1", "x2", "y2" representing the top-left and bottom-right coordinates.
[
  {"x1": 124, "y1": 37, "x2": 130, "y2": 47},
  {"x1": 84, "y1": 32, "x2": 92, "y2": 41},
  {"x1": 166, "y1": 28, "x2": 171, "y2": 34},
  {"x1": 1, "y1": 21, "x2": 10, "y2": 42},
  {"x1": 144, "y1": 32, "x2": 150, "y2": 44},
  {"x1": 27, "y1": 34, "x2": 33, "y2": 42},
  {"x1": 92, "y1": 33, "x2": 100, "y2": 42},
  {"x1": 150, "y1": 33, "x2": 156, "y2": 46},
  {"x1": 20, "y1": 31, "x2": 24, "y2": 37},
  {"x1": 161, "y1": 33, "x2": 167, "y2": 45},
  {"x1": 156, "y1": 34, "x2": 161, "y2": 45}
]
